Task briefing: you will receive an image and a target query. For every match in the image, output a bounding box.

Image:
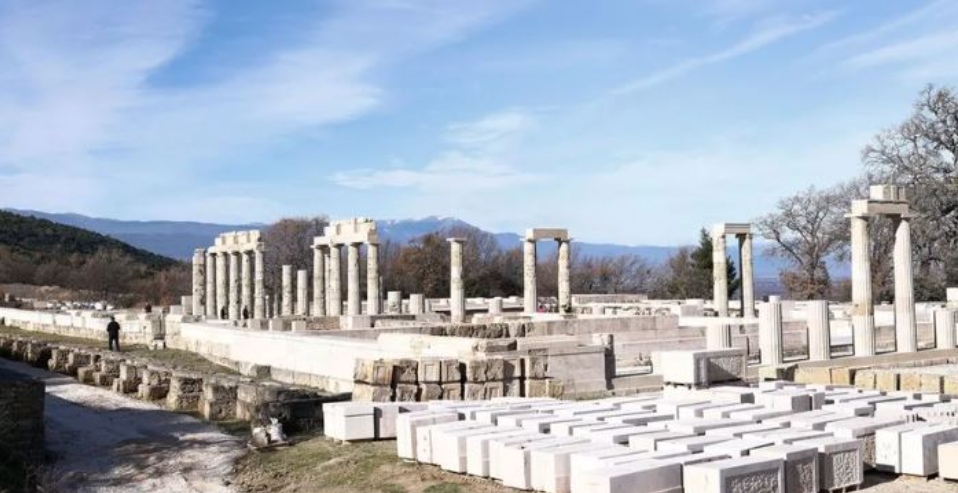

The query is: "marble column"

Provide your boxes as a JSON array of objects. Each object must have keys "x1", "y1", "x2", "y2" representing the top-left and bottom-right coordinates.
[
  {"x1": 386, "y1": 291, "x2": 401, "y2": 314},
  {"x1": 557, "y1": 239, "x2": 572, "y2": 314},
  {"x1": 367, "y1": 243, "x2": 381, "y2": 316},
  {"x1": 281, "y1": 265, "x2": 293, "y2": 317},
  {"x1": 328, "y1": 245, "x2": 342, "y2": 316},
  {"x1": 253, "y1": 248, "x2": 265, "y2": 319},
  {"x1": 738, "y1": 234, "x2": 755, "y2": 318},
  {"x1": 228, "y1": 252, "x2": 240, "y2": 320},
  {"x1": 449, "y1": 238, "x2": 466, "y2": 323},
  {"x1": 893, "y1": 216, "x2": 917, "y2": 353},
  {"x1": 216, "y1": 252, "x2": 228, "y2": 319},
  {"x1": 312, "y1": 246, "x2": 326, "y2": 316},
  {"x1": 347, "y1": 243, "x2": 361, "y2": 316},
  {"x1": 807, "y1": 300, "x2": 831, "y2": 361},
  {"x1": 409, "y1": 294, "x2": 425, "y2": 315},
  {"x1": 205, "y1": 251, "x2": 216, "y2": 318},
  {"x1": 489, "y1": 297, "x2": 503, "y2": 315},
  {"x1": 934, "y1": 308, "x2": 957, "y2": 350},
  {"x1": 759, "y1": 300, "x2": 784, "y2": 366},
  {"x1": 241, "y1": 251, "x2": 252, "y2": 318},
  {"x1": 191, "y1": 249, "x2": 205, "y2": 317},
  {"x1": 523, "y1": 240, "x2": 537, "y2": 314},
  {"x1": 850, "y1": 216, "x2": 875, "y2": 356},
  {"x1": 712, "y1": 232, "x2": 729, "y2": 316},
  {"x1": 296, "y1": 269, "x2": 308, "y2": 316}
]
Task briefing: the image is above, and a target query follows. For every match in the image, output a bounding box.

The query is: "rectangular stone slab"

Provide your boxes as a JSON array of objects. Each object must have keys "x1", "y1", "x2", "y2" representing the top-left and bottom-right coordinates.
[
  {"x1": 800, "y1": 436, "x2": 864, "y2": 490},
  {"x1": 683, "y1": 456, "x2": 785, "y2": 493},
  {"x1": 465, "y1": 429, "x2": 535, "y2": 477},
  {"x1": 488, "y1": 434, "x2": 555, "y2": 480},
  {"x1": 702, "y1": 403, "x2": 763, "y2": 419},
  {"x1": 395, "y1": 411, "x2": 459, "y2": 460},
  {"x1": 900, "y1": 424, "x2": 958, "y2": 477},
  {"x1": 657, "y1": 435, "x2": 732, "y2": 453},
  {"x1": 705, "y1": 422, "x2": 785, "y2": 438},
  {"x1": 751, "y1": 444, "x2": 819, "y2": 493},
  {"x1": 569, "y1": 446, "x2": 647, "y2": 490},
  {"x1": 628, "y1": 431, "x2": 694, "y2": 452},
  {"x1": 574, "y1": 458, "x2": 683, "y2": 493},
  {"x1": 530, "y1": 442, "x2": 610, "y2": 493},
  {"x1": 521, "y1": 415, "x2": 583, "y2": 433},
  {"x1": 433, "y1": 424, "x2": 500, "y2": 473},
  {"x1": 703, "y1": 438, "x2": 775, "y2": 458},
  {"x1": 875, "y1": 422, "x2": 926, "y2": 473},
  {"x1": 940, "y1": 441, "x2": 958, "y2": 481},
  {"x1": 416, "y1": 420, "x2": 488, "y2": 465},
  {"x1": 500, "y1": 436, "x2": 588, "y2": 489},
  {"x1": 824, "y1": 416, "x2": 905, "y2": 469}
]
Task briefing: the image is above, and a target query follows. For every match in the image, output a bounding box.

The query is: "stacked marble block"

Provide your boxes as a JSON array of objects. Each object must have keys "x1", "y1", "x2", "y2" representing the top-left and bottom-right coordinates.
[{"x1": 324, "y1": 401, "x2": 429, "y2": 441}]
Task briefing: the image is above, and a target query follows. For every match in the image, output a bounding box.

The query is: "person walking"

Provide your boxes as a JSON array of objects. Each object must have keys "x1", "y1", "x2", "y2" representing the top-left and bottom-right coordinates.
[{"x1": 106, "y1": 316, "x2": 121, "y2": 351}]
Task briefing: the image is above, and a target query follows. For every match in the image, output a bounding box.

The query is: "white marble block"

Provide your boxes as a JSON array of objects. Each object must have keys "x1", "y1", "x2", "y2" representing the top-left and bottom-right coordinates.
[
  {"x1": 900, "y1": 424, "x2": 958, "y2": 477},
  {"x1": 396, "y1": 411, "x2": 459, "y2": 460},
  {"x1": 875, "y1": 422, "x2": 927, "y2": 473},
  {"x1": 683, "y1": 456, "x2": 785, "y2": 493},
  {"x1": 416, "y1": 420, "x2": 488, "y2": 465},
  {"x1": 500, "y1": 437, "x2": 587, "y2": 490},
  {"x1": 433, "y1": 424, "x2": 500, "y2": 473},
  {"x1": 530, "y1": 442, "x2": 609, "y2": 493},
  {"x1": 703, "y1": 438, "x2": 774, "y2": 457},
  {"x1": 824, "y1": 416, "x2": 905, "y2": 469},
  {"x1": 576, "y1": 459, "x2": 683, "y2": 493},
  {"x1": 800, "y1": 437, "x2": 864, "y2": 491},
  {"x1": 751, "y1": 444, "x2": 819, "y2": 493},
  {"x1": 939, "y1": 441, "x2": 958, "y2": 481},
  {"x1": 628, "y1": 431, "x2": 693, "y2": 452},
  {"x1": 323, "y1": 402, "x2": 375, "y2": 441},
  {"x1": 465, "y1": 429, "x2": 534, "y2": 477}
]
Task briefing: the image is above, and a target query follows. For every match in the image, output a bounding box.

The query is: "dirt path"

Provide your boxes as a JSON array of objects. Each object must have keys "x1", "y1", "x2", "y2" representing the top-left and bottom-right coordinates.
[{"x1": 0, "y1": 359, "x2": 244, "y2": 493}]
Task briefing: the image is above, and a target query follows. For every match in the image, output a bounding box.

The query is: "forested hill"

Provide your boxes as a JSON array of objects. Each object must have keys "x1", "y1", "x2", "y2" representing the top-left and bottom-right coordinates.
[{"x1": 0, "y1": 210, "x2": 177, "y2": 270}]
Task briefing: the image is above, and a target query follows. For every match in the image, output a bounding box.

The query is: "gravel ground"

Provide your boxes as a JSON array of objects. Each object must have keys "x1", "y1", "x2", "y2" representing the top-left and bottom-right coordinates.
[{"x1": 0, "y1": 359, "x2": 244, "y2": 493}]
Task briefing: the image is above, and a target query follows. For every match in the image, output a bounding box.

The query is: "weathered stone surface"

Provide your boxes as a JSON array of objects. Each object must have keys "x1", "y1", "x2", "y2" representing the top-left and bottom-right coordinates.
[
  {"x1": 920, "y1": 374, "x2": 943, "y2": 394},
  {"x1": 830, "y1": 367, "x2": 858, "y2": 386},
  {"x1": 794, "y1": 367, "x2": 831, "y2": 385},
  {"x1": 394, "y1": 383, "x2": 419, "y2": 402},
  {"x1": 684, "y1": 456, "x2": 784, "y2": 493},
  {"x1": 854, "y1": 370, "x2": 876, "y2": 390},
  {"x1": 752, "y1": 444, "x2": 818, "y2": 493},
  {"x1": 353, "y1": 359, "x2": 394, "y2": 386},
  {"x1": 900, "y1": 424, "x2": 958, "y2": 477},
  {"x1": 759, "y1": 364, "x2": 796, "y2": 382},
  {"x1": 0, "y1": 368, "x2": 45, "y2": 467},
  {"x1": 900, "y1": 373, "x2": 922, "y2": 392},
  {"x1": 940, "y1": 441, "x2": 958, "y2": 481},
  {"x1": 166, "y1": 372, "x2": 204, "y2": 411},
  {"x1": 352, "y1": 383, "x2": 392, "y2": 402},
  {"x1": 392, "y1": 359, "x2": 418, "y2": 385},
  {"x1": 875, "y1": 371, "x2": 899, "y2": 392}
]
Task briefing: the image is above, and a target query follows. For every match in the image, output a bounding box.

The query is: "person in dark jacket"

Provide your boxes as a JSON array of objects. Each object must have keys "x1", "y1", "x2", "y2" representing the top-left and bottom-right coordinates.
[{"x1": 106, "y1": 316, "x2": 121, "y2": 351}]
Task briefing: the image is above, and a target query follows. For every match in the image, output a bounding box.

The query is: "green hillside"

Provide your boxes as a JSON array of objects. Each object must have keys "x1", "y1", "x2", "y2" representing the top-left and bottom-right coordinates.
[{"x1": 0, "y1": 210, "x2": 177, "y2": 270}]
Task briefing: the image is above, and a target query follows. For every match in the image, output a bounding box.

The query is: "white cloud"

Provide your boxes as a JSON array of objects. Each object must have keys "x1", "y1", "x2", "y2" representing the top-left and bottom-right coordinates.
[
  {"x1": 844, "y1": 30, "x2": 958, "y2": 71},
  {"x1": 445, "y1": 109, "x2": 537, "y2": 149},
  {"x1": 609, "y1": 12, "x2": 837, "y2": 95}
]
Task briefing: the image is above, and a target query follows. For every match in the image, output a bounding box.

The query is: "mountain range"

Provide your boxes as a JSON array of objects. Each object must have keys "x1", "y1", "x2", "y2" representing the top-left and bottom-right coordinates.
[{"x1": 6, "y1": 209, "x2": 849, "y2": 279}]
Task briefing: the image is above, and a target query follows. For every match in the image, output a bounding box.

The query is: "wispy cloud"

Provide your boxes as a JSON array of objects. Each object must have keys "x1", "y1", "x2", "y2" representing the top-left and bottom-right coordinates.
[
  {"x1": 609, "y1": 12, "x2": 837, "y2": 95},
  {"x1": 445, "y1": 108, "x2": 537, "y2": 149}
]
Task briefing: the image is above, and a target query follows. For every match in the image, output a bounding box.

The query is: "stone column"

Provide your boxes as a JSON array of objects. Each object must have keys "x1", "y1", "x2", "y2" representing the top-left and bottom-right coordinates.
[
  {"x1": 806, "y1": 300, "x2": 831, "y2": 361},
  {"x1": 205, "y1": 251, "x2": 216, "y2": 317},
  {"x1": 386, "y1": 291, "x2": 402, "y2": 314},
  {"x1": 409, "y1": 294, "x2": 425, "y2": 315},
  {"x1": 705, "y1": 323, "x2": 733, "y2": 350},
  {"x1": 228, "y1": 252, "x2": 240, "y2": 320},
  {"x1": 489, "y1": 297, "x2": 503, "y2": 315},
  {"x1": 557, "y1": 239, "x2": 572, "y2": 314},
  {"x1": 191, "y1": 249, "x2": 206, "y2": 317},
  {"x1": 328, "y1": 245, "x2": 342, "y2": 316},
  {"x1": 367, "y1": 243, "x2": 381, "y2": 316},
  {"x1": 850, "y1": 216, "x2": 875, "y2": 356},
  {"x1": 893, "y1": 217, "x2": 917, "y2": 353},
  {"x1": 347, "y1": 243, "x2": 361, "y2": 316},
  {"x1": 241, "y1": 251, "x2": 252, "y2": 318},
  {"x1": 296, "y1": 269, "x2": 308, "y2": 316},
  {"x1": 449, "y1": 238, "x2": 466, "y2": 324},
  {"x1": 523, "y1": 239, "x2": 537, "y2": 314},
  {"x1": 216, "y1": 252, "x2": 228, "y2": 319},
  {"x1": 281, "y1": 265, "x2": 293, "y2": 316},
  {"x1": 738, "y1": 234, "x2": 755, "y2": 318},
  {"x1": 759, "y1": 300, "x2": 784, "y2": 366},
  {"x1": 712, "y1": 232, "x2": 729, "y2": 317},
  {"x1": 934, "y1": 308, "x2": 957, "y2": 350},
  {"x1": 253, "y1": 247, "x2": 265, "y2": 319},
  {"x1": 312, "y1": 246, "x2": 326, "y2": 316}
]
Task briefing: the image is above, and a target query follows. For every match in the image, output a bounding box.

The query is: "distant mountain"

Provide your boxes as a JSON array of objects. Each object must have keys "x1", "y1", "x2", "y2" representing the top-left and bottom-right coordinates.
[
  {"x1": 4, "y1": 209, "x2": 848, "y2": 279},
  {"x1": 0, "y1": 210, "x2": 177, "y2": 270}
]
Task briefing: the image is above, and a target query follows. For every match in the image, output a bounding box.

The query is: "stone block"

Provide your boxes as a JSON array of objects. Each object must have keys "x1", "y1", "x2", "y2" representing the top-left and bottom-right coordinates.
[
  {"x1": 900, "y1": 424, "x2": 958, "y2": 477},
  {"x1": 47, "y1": 347, "x2": 70, "y2": 373},
  {"x1": 441, "y1": 382, "x2": 462, "y2": 400},
  {"x1": 166, "y1": 372, "x2": 204, "y2": 411},
  {"x1": 500, "y1": 437, "x2": 588, "y2": 490},
  {"x1": 530, "y1": 442, "x2": 609, "y2": 493},
  {"x1": 395, "y1": 411, "x2": 459, "y2": 460},
  {"x1": 441, "y1": 359, "x2": 462, "y2": 383},
  {"x1": 91, "y1": 372, "x2": 115, "y2": 387},
  {"x1": 830, "y1": 367, "x2": 857, "y2": 386},
  {"x1": 709, "y1": 387, "x2": 755, "y2": 404},
  {"x1": 576, "y1": 459, "x2": 683, "y2": 493},
  {"x1": 875, "y1": 422, "x2": 926, "y2": 473},
  {"x1": 658, "y1": 348, "x2": 746, "y2": 386},
  {"x1": 418, "y1": 359, "x2": 442, "y2": 383},
  {"x1": 702, "y1": 438, "x2": 774, "y2": 458},
  {"x1": 352, "y1": 383, "x2": 393, "y2": 402},
  {"x1": 433, "y1": 424, "x2": 502, "y2": 473},
  {"x1": 921, "y1": 374, "x2": 943, "y2": 394},
  {"x1": 465, "y1": 429, "x2": 536, "y2": 477},
  {"x1": 353, "y1": 359, "x2": 394, "y2": 386},
  {"x1": 683, "y1": 456, "x2": 785, "y2": 493},
  {"x1": 394, "y1": 383, "x2": 419, "y2": 402},
  {"x1": 419, "y1": 383, "x2": 442, "y2": 401},
  {"x1": 137, "y1": 383, "x2": 169, "y2": 401},
  {"x1": 854, "y1": 370, "x2": 876, "y2": 390},
  {"x1": 900, "y1": 373, "x2": 922, "y2": 392},
  {"x1": 464, "y1": 359, "x2": 488, "y2": 382},
  {"x1": 944, "y1": 376, "x2": 958, "y2": 395},
  {"x1": 489, "y1": 434, "x2": 562, "y2": 480},
  {"x1": 825, "y1": 416, "x2": 905, "y2": 469},
  {"x1": 392, "y1": 359, "x2": 418, "y2": 385},
  {"x1": 794, "y1": 367, "x2": 832, "y2": 385},
  {"x1": 759, "y1": 364, "x2": 797, "y2": 382},
  {"x1": 751, "y1": 444, "x2": 819, "y2": 493},
  {"x1": 524, "y1": 355, "x2": 549, "y2": 379},
  {"x1": 875, "y1": 371, "x2": 899, "y2": 392},
  {"x1": 939, "y1": 441, "x2": 958, "y2": 481},
  {"x1": 76, "y1": 365, "x2": 97, "y2": 384},
  {"x1": 801, "y1": 437, "x2": 864, "y2": 491},
  {"x1": 324, "y1": 402, "x2": 376, "y2": 441},
  {"x1": 628, "y1": 431, "x2": 694, "y2": 452}
]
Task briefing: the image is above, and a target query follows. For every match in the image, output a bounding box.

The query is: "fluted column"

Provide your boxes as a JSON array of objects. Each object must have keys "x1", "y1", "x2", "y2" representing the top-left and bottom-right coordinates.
[
  {"x1": 850, "y1": 216, "x2": 875, "y2": 356},
  {"x1": 738, "y1": 233, "x2": 755, "y2": 318},
  {"x1": 449, "y1": 238, "x2": 466, "y2": 323},
  {"x1": 312, "y1": 246, "x2": 326, "y2": 316},
  {"x1": 296, "y1": 269, "x2": 308, "y2": 316},
  {"x1": 216, "y1": 252, "x2": 228, "y2": 319},
  {"x1": 557, "y1": 239, "x2": 572, "y2": 314},
  {"x1": 205, "y1": 251, "x2": 216, "y2": 317},
  {"x1": 807, "y1": 300, "x2": 831, "y2": 361},
  {"x1": 409, "y1": 294, "x2": 425, "y2": 315},
  {"x1": 281, "y1": 265, "x2": 293, "y2": 316},
  {"x1": 367, "y1": 242, "x2": 381, "y2": 315},
  {"x1": 712, "y1": 232, "x2": 729, "y2": 316},
  {"x1": 347, "y1": 243, "x2": 361, "y2": 316},
  {"x1": 893, "y1": 216, "x2": 917, "y2": 353},
  {"x1": 191, "y1": 249, "x2": 206, "y2": 317},
  {"x1": 253, "y1": 248, "x2": 265, "y2": 319},
  {"x1": 241, "y1": 250, "x2": 252, "y2": 318},
  {"x1": 328, "y1": 245, "x2": 342, "y2": 316},
  {"x1": 759, "y1": 300, "x2": 784, "y2": 366},
  {"x1": 523, "y1": 239, "x2": 537, "y2": 314},
  {"x1": 489, "y1": 297, "x2": 503, "y2": 315},
  {"x1": 934, "y1": 308, "x2": 956, "y2": 349},
  {"x1": 228, "y1": 252, "x2": 240, "y2": 320}
]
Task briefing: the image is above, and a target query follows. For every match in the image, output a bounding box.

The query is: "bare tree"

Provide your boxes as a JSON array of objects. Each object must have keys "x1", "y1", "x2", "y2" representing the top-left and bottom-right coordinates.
[{"x1": 260, "y1": 216, "x2": 329, "y2": 300}]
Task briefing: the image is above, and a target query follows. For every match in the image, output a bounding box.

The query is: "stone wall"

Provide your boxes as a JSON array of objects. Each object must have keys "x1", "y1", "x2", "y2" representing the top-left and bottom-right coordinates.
[
  {"x1": 0, "y1": 307, "x2": 162, "y2": 345},
  {"x1": 0, "y1": 367, "x2": 45, "y2": 468}
]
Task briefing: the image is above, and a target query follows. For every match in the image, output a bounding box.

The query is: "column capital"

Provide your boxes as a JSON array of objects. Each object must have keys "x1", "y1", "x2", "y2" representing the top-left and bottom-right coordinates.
[{"x1": 447, "y1": 237, "x2": 468, "y2": 243}]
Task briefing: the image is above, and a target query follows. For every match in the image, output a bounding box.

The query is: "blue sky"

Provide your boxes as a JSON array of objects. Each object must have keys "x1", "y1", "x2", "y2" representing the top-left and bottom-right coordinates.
[{"x1": 2, "y1": 0, "x2": 957, "y2": 245}]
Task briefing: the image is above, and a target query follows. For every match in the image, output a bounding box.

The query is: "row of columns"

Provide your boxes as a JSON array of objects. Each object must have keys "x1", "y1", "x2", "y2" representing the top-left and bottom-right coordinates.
[
  {"x1": 523, "y1": 238, "x2": 572, "y2": 315},
  {"x1": 709, "y1": 225, "x2": 755, "y2": 350},
  {"x1": 309, "y1": 241, "x2": 380, "y2": 317},
  {"x1": 192, "y1": 246, "x2": 265, "y2": 321}
]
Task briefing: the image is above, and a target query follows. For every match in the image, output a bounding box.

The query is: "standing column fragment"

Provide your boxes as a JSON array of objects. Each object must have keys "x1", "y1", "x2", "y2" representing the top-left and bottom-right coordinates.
[
  {"x1": 253, "y1": 248, "x2": 265, "y2": 319},
  {"x1": 312, "y1": 246, "x2": 326, "y2": 316},
  {"x1": 893, "y1": 216, "x2": 917, "y2": 353},
  {"x1": 216, "y1": 252, "x2": 228, "y2": 319},
  {"x1": 449, "y1": 238, "x2": 466, "y2": 323},
  {"x1": 191, "y1": 249, "x2": 206, "y2": 317},
  {"x1": 738, "y1": 233, "x2": 755, "y2": 318},
  {"x1": 806, "y1": 300, "x2": 832, "y2": 361},
  {"x1": 205, "y1": 251, "x2": 216, "y2": 317},
  {"x1": 709, "y1": 230, "x2": 732, "y2": 349},
  {"x1": 281, "y1": 265, "x2": 293, "y2": 317},
  {"x1": 296, "y1": 269, "x2": 308, "y2": 316},
  {"x1": 328, "y1": 245, "x2": 342, "y2": 316},
  {"x1": 523, "y1": 240, "x2": 537, "y2": 314},
  {"x1": 759, "y1": 300, "x2": 784, "y2": 366},
  {"x1": 228, "y1": 252, "x2": 240, "y2": 320},
  {"x1": 557, "y1": 239, "x2": 572, "y2": 314},
  {"x1": 850, "y1": 215, "x2": 875, "y2": 356},
  {"x1": 347, "y1": 243, "x2": 361, "y2": 316},
  {"x1": 367, "y1": 243, "x2": 381, "y2": 316},
  {"x1": 935, "y1": 308, "x2": 957, "y2": 349},
  {"x1": 241, "y1": 251, "x2": 252, "y2": 318}
]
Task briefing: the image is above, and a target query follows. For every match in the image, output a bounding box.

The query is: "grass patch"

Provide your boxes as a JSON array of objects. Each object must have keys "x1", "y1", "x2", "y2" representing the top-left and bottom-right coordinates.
[
  {"x1": 0, "y1": 324, "x2": 236, "y2": 375},
  {"x1": 423, "y1": 484, "x2": 463, "y2": 493}
]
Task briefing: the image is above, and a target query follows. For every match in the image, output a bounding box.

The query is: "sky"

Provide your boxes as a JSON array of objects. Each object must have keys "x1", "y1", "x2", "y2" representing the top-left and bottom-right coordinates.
[{"x1": 2, "y1": 0, "x2": 958, "y2": 246}]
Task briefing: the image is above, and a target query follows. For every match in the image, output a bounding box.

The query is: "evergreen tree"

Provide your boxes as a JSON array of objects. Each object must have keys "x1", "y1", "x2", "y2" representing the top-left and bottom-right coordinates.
[{"x1": 689, "y1": 228, "x2": 739, "y2": 298}]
